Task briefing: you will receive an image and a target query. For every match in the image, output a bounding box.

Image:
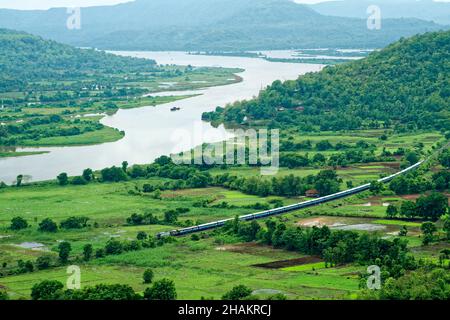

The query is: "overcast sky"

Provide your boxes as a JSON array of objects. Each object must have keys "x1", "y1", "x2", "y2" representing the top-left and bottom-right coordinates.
[
  {"x1": 0, "y1": 0, "x2": 328, "y2": 10},
  {"x1": 0, "y1": 0, "x2": 448, "y2": 10}
]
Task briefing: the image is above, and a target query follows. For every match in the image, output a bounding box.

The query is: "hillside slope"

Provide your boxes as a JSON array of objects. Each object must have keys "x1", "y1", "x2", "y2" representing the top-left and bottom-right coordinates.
[
  {"x1": 203, "y1": 31, "x2": 450, "y2": 132},
  {"x1": 0, "y1": 0, "x2": 445, "y2": 50},
  {"x1": 0, "y1": 28, "x2": 156, "y2": 92},
  {"x1": 310, "y1": 0, "x2": 450, "y2": 26}
]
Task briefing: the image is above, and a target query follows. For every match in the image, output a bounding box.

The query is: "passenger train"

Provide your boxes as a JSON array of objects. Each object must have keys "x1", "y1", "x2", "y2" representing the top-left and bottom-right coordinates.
[{"x1": 156, "y1": 161, "x2": 424, "y2": 239}]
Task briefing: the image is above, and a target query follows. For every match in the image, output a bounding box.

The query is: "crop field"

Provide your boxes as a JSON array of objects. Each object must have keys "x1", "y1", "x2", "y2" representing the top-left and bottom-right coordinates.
[
  {"x1": 0, "y1": 127, "x2": 448, "y2": 300},
  {"x1": 0, "y1": 239, "x2": 361, "y2": 300}
]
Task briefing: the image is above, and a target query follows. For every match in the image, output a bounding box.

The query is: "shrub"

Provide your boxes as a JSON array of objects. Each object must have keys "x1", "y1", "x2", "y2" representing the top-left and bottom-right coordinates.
[
  {"x1": 10, "y1": 216, "x2": 28, "y2": 230},
  {"x1": 143, "y1": 269, "x2": 154, "y2": 284},
  {"x1": 144, "y1": 279, "x2": 177, "y2": 300},
  {"x1": 222, "y1": 285, "x2": 252, "y2": 300},
  {"x1": 38, "y1": 218, "x2": 58, "y2": 232}
]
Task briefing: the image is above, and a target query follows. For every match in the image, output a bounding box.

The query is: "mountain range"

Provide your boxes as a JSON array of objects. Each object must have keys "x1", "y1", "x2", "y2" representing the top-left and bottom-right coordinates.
[
  {"x1": 0, "y1": 0, "x2": 446, "y2": 50},
  {"x1": 309, "y1": 0, "x2": 450, "y2": 26}
]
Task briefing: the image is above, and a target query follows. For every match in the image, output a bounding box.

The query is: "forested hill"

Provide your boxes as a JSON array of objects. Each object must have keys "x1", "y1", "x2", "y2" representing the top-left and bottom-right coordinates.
[
  {"x1": 0, "y1": 0, "x2": 445, "y2": 50},
  {"x1": 309, "y1": 0, "x2": 450, "y2": 26},
  {"x1": 203, "y1": 31, "x2": 450, "y2": 132},
  {"x1": 0, "y1": 28, "x2": 156, "y2": 92}
]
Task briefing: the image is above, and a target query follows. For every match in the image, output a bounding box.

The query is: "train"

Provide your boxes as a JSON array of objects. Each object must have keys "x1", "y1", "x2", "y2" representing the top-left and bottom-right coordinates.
[{"x1": 156, "y1": 161, "x2": 424, "y2": 239}]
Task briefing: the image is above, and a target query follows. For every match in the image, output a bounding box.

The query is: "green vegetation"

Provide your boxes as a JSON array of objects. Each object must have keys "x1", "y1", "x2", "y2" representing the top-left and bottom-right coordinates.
[
  {"x1": 204, "y1": 31, "x2": 450, "y2": 132},
  {"x1": 0, "y1": 29, "x2": 242, "y2": 152},
  {"x1": 0, "y1": 26, "x2": 448, "y2": 301}
]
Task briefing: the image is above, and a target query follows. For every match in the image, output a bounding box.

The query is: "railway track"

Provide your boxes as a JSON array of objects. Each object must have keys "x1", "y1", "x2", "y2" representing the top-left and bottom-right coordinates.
[{"x1": 156, "y1": 160, "x2": 427, "y2": 238}]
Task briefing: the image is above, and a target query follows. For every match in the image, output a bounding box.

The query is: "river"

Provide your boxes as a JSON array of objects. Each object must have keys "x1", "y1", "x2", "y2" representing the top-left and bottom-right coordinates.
[{"x1": 0, "y1": 52, "x2": 323, "y2": 183}]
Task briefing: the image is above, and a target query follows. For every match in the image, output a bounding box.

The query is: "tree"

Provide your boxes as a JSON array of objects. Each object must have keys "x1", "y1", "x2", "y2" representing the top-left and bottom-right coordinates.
[
  {"x1": 137, "y1": 231, "x2": 148, "y2": 241},
  {"x1": 378, "y1": 269, "x2": 450, "y2": 300},
  {"x1": 38, "y1": 218, "x2": 58, "y2": 232},
  {"x1": 10, "y1": 216, "x2": 28, "y2": 230},
  {"x1": 60, "y1": 216, "x2": 89, "y2": 229},
  {"x1": 95, "y1": 248, "x2": 106, "y2": 258},
  {"x1": 222, "y1": 285, "x2": 252, "y2": 300},
  {"x1": 144, "y1": 278, "x2": 177, "y2": 300},
  {"x1": 421, "y1": 222, "x2": 437, "y2": 245},
  {"x1": 315, "y1": 178, "x2": 340, "y2": 197},
  {"x1": 16, "y1": 174, "x2": 23, "y2": 187},
  {"x1": 0, "y1": 289, "x2": 8, "y2": 300},
  {"x1": 58, "y1": 241, "x2": 72, "y2": 263},
  {"x1": 386, "y1": 205, "x2": 398, "y2": 218},
  {"x1": 105, "y1": 239, "x2": 123, "y2": 255},
  {"x1": 443, "y1": 215, "x2": 450, "y2": 240},
  {"x1": 415, "y1": 193, "x2": 448, "y2": 221},
  {"x1": 399, "y1": 226, "x2": 408, "y2": 237},
  {"x1": 83, "y1": 244, "x2": 93, "y2": 261},
  {"x1": 36, "y1": 255, "x2": 52, "y2": 270},
  {"x1": 369, "y1": 181, "x2": 384, "y2": 194},
  {"x1": 57, "y1": 172, "x2": 69, "y2": 186},
  {"x1": 101, "y1": 166, "x2": 128, "y2": 182},
  {"x1": 31, "y1": 280, "x2": 64, "y2": 300},
  {"x1": 404, "y1": 151, "x2": 420, "y2": 165},
  {"x1": 438, "y1": 150, "x2": 450, "y2": 168},
  {"x1": 143, "y1": 269, "x2": 154, "y2": 284},
  {"x1": 82, "y1": 168, "x2": 94, "y2": 181},
  {"x1": 164, "y1": 210, "x2": 179, "y2": 224},
  {"x1": 122, "y1": 161, "x2": 129, "y2": 172},
  {"x1": 71, "y1": 176, "x2": 88, "y2": 185},
  {"x1": 66, "y1": 284, "x2": 139, "y2": 300},
  {"x1": 400, "y1": 201, "x2": 417, "y2": 218}
]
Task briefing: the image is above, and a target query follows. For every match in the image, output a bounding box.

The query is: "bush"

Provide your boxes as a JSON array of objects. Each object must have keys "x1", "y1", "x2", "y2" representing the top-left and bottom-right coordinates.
[
  {"x1": 31, "y1": 280, "x2": 64, "y2": 300},
  {"x1": 0, "y1": 289, "x2": 8, "y2": 300},
  {"x1": 36, "y1": 255, "x2": 52, "y2": 270},
  {"x1": 10, "y1": 216, "x2": 28, "y2": 230},
  {"x1": 60, "y1": 216, "x2": 89, "y2": 229},
  {"x1": 95, "y1": 248, "x2": 106, "y2": 258},
  {"x1": 136, "y1": 231, "x2": 148, "y2": 240},
  {"x1": 222, "y1": 285, "x2": 252, "y2": 300},
  {"x1": 57, "y1": 241, "x2": 72, "y2": 263},
  {"x1": 143, "y1": 269, "x2": 154, "y2": 284},
  {"x1": 83, "y1": 244, "x2": 93, "y2": 261},
  {"x1": 105, "y1": 239, "x2": 123, "y2": 255},
  {"x1": 57, "y1": 172, "x2": 69, "y2": 186},
  {"x1": 144, "y1": 278, "x2": 177, "y2": 300},
  {"x1": 71, "y1": 176, "x2": 88, "y2": 185},
  {"x1": 38, "y1": 218, "x2": 58, "y2": 232}
]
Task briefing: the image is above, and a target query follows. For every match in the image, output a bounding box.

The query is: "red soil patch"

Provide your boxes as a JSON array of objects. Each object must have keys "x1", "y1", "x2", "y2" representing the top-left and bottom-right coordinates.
[{"x1": 252, "y1": 256, "x2": 323, "y2": 269}]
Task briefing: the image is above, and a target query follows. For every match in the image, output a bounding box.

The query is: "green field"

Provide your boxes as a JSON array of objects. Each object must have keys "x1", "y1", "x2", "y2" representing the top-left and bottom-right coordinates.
[{"x1": 0, "y1": 127, "x2": 448, "y2": 300}]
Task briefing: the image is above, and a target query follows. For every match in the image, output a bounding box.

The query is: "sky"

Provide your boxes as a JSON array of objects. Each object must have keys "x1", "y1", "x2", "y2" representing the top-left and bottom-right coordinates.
[
  {"x1": 0, "y1": 0, "x2": 448, "y2": 10},
  {"x1": 0, "y1": 0, "x2": 330, "y2": 10}
]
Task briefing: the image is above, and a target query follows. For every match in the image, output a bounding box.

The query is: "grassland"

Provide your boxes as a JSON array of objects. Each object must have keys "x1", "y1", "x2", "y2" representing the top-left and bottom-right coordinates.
[{"x1": 0, "y1": 128, "x2": 447, "y2": 300}]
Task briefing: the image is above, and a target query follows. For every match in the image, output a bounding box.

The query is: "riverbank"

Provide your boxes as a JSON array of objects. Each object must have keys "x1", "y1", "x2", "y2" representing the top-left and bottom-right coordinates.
[{"x1": 0, "y1": 66, "x2": 242, "y2": 155}]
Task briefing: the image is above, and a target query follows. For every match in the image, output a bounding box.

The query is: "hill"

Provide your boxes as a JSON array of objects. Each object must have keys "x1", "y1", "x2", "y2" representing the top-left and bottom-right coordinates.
[
  {"x1": 0, "y1": 0, "x2": 445, "y2": 50},
  {"x1": 309, "y1": 0, "x2": 450, "y2": 26},
  {"x1": 202, "y1": 30, "x2": 450, "y2": 132},
  {"x1": 0, "y1": 28, "x2": 156, "y2": 92}
]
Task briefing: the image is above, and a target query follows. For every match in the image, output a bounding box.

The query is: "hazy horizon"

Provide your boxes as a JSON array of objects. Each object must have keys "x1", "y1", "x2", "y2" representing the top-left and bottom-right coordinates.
[
  {"x1": 1, "y1": 0, "x2": 450, "y2": 10},
  {"x1": 0, "y1": 0, "x2": 335, "y2": 10}
]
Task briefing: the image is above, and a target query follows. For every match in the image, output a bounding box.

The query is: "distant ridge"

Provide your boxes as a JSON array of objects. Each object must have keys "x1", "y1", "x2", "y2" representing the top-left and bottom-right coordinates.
[
  {"x1": 0, "y1": 0, "x2": 446, "y2": 50},
  {"x1": 309, "y1": 0, "x2": 450, "y2": 26}
]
